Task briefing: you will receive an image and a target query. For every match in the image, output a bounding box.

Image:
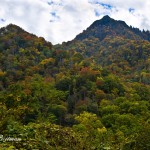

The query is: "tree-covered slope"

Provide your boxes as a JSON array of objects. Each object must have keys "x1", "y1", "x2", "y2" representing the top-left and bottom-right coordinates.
[
  {"x1": 0, "y1": 24, "x2": 52, "y2": 87},
  {"x1": 0, "y1": 17, "x2": 150, "y2": 150},
  {"x1": 56, "y1": 16, "x2": 150, "y2": 84}
]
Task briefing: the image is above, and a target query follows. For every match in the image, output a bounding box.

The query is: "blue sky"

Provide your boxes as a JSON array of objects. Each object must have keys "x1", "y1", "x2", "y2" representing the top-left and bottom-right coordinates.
[{"x1": 0, "y1": 0, "x2": 150, "y2": 44}]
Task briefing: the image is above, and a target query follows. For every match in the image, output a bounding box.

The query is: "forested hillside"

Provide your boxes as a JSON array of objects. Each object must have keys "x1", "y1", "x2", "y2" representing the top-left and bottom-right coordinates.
[{"x1": 0, "y1": 16, "x2": 150, "y2": 150}]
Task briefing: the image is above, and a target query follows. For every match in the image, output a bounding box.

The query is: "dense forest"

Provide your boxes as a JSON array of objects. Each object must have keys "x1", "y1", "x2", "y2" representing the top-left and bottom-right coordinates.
[{"x1": 0, "y1": 16, "x2": 150, "y2": 150}]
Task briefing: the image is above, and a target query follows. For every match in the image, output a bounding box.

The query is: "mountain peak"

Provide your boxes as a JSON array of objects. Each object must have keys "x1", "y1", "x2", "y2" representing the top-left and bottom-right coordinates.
[
  {"x1": 101, "y1": 15, "x2": 112, "y2": 21},
  {"x1": 75, "y1": 15, "x2": 150, "y2": 41},
  {"x1": 89, "y1": 15, "x2": 115, "y2": 29},
  {"x1": 100, "y1": 15, "x2": 115, "y2": 24},
  {"x1": 0, "y1": 23, "x2": 28, "y2": 36}
]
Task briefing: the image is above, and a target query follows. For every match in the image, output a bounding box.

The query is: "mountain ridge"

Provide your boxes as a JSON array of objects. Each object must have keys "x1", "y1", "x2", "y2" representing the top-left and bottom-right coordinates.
[
  {"x1": 75, "y1": 15, "x2": 150, "y2": 42},
  {"x1": 1, "y1": 15, "x2": 150, "y2": 45},
  {"x1": 54, "y1": 15, "x2": 150, "y2": 84},
  {"x1": 0, "y1": 16, "x2": 150, "y2": 83}
]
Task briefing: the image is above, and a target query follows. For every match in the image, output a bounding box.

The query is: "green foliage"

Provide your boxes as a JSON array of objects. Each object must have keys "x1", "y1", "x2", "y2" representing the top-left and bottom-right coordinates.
[{"x1": 0, "y1": 22, "x2": 150, "y2": 149}]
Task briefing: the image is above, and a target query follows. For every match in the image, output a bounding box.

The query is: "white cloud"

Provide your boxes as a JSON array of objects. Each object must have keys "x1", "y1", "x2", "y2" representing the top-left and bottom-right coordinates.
[{"x1": 0, "y1": 0, "x2": 150, "y2": 44}]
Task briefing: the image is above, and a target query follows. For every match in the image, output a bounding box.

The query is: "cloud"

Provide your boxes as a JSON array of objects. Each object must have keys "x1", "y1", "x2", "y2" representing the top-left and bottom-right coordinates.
[
  {"x1": 0, "y1": 0, "x2": 150, "y2": 44},
  {"x1": 129, "y1": 8, "x2": 135, "y2": 13},
  {"x1": 0, "y1": 18, "x2": 6, "y2": 22}
]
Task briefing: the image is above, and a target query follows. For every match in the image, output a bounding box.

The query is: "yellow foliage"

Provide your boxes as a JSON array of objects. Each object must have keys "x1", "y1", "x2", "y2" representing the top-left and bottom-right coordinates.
[
  {"x1": 0, "y1": 70, "x2": 6, "y2": 77},
  {"x1": 40, "y1": 58, "x2": 55, "y2": 65},
  {"x1": 97, "y1": 127, "x2": 107, "y2": 133}
]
